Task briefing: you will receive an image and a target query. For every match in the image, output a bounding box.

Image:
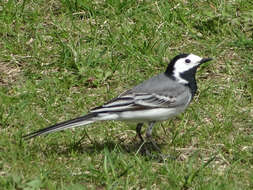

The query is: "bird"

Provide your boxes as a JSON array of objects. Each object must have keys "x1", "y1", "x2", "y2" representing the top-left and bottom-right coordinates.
[{"x1": 23, "y1": 53, "x2": 212, "y2": 149}]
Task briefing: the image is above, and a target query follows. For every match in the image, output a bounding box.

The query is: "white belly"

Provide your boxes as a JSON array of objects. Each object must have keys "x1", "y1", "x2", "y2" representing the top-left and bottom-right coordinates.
[
  {"x1": 94, "y1": 107, "x2": 185, "y2": 122},
  {"x1": 119, "y1": 108, "x2": 185, "y2": 121}
]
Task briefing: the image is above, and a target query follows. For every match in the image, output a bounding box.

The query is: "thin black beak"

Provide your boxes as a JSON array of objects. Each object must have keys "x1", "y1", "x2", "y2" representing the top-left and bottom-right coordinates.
[{"x1": 200, "y1": 58, "x2": 212, "y2": 64}]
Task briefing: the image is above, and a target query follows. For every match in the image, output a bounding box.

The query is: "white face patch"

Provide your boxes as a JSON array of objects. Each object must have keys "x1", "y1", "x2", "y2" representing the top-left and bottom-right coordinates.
[{"x1": 173, "y1": 54, "x2": 202, "y2": 84}]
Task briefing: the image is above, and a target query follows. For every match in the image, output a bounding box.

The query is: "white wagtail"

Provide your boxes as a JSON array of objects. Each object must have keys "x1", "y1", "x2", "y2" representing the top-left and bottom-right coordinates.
[{"x1": 23, "y1": 53, "x2": 212, "y2": 146}]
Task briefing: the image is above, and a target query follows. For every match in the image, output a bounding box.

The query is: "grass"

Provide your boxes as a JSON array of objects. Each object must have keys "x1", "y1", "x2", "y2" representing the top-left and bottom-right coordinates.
[{"x1": 0, "y1": 0, "x2": 253, "y2": 189}]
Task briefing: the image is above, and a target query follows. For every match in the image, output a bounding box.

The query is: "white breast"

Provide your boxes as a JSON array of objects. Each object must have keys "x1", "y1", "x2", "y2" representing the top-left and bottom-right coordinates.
[{"x1": 117, "y1": 107, "x2": 186, "y2": 122}]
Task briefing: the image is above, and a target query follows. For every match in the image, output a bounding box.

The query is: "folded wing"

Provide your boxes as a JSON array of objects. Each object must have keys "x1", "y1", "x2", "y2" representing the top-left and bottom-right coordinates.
[{"x1": 90, "y1": 91, "x2": 182, "y2": 113}]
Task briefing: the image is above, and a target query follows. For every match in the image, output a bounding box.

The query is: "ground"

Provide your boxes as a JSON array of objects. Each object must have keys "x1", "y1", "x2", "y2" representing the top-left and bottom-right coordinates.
[{"x1": 0, "y1": 0, "x2": 252, "y2": 189}]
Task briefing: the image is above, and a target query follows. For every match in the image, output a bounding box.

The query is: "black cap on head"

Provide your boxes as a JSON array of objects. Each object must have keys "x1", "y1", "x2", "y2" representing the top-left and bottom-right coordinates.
[{"x1": 165, "y1": 53, "x2": 189, "y2": 75}]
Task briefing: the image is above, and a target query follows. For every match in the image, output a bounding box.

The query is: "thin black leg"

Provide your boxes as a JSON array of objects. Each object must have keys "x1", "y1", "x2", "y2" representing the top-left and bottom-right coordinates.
[
  {"x1": 136, "y1": 123, "x2": 144, "y2": 142},
  {"x1": 146, "y1": 121, "x2": 161, "y2": 152}
]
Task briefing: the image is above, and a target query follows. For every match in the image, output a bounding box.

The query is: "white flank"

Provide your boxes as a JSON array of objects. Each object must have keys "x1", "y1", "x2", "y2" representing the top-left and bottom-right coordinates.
[{"x1": 117, "y1": 107, "x2": 185, "y2": 122}]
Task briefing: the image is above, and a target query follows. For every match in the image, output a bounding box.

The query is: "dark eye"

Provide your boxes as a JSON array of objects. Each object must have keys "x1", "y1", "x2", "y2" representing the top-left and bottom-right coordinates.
[{"x1": 185, "y1": 59, "x2": 191, "y2": 63}]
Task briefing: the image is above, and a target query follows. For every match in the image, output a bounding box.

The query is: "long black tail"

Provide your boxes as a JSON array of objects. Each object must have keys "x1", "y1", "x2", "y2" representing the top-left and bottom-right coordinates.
[{"x1": 23, "y1": 113, "x2": 97, "y2": 140}]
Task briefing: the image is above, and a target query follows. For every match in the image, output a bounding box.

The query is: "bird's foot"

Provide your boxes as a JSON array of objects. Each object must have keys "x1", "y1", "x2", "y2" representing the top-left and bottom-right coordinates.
[
  {"x1": 136, "y1": 138, "x2": 177, "y2": 161},
  {"x1": 136, "y1": 138, "x2": 161, "y2": 156}
]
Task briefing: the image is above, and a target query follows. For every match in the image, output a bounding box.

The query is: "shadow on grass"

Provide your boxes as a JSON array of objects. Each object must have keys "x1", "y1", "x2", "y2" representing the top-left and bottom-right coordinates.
[
  {"x1": 49, "y1": 139, "x2": 166, "y2": 155},
  {"x1": 26, "y1": 135, "x2": 169, "y2": 160}
]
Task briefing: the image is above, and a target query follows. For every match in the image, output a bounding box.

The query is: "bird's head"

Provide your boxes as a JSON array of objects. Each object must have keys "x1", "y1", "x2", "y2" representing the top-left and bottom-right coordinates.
[{"x1": 165, "y1": 53, "x2": 212, "y2": 84}]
